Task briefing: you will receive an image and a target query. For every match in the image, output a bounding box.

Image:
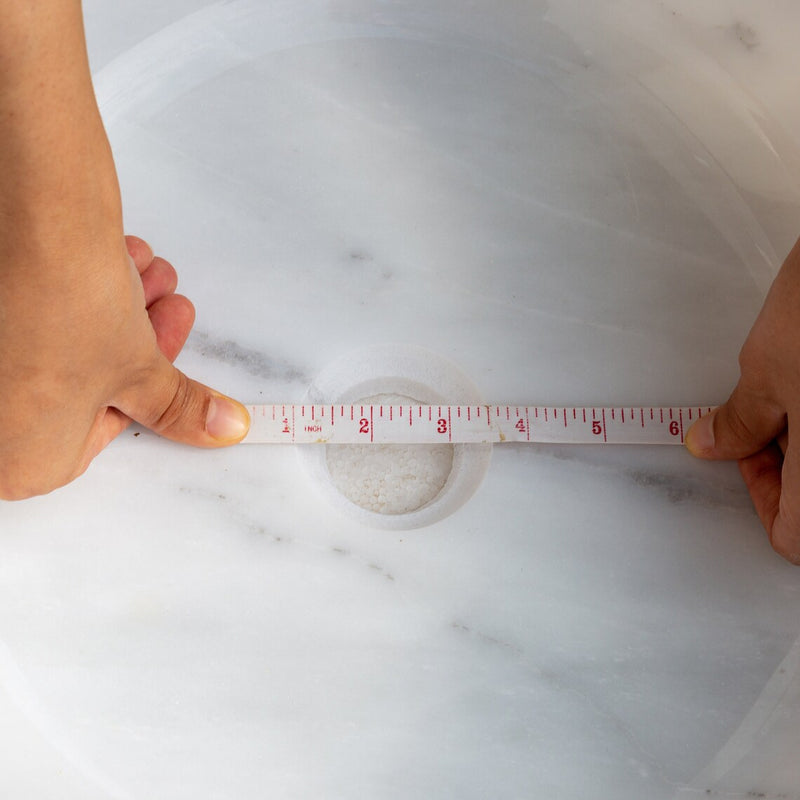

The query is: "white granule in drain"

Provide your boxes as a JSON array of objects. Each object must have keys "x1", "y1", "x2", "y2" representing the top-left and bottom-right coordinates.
[{"x1": 325, "y1": 394, "x2": 454, "y2": 515}]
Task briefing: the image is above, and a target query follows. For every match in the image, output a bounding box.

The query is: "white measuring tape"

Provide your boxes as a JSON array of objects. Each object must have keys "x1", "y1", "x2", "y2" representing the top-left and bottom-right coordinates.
[{"x1": 242, "y1": 405, "x2": 715, "y2": 445}]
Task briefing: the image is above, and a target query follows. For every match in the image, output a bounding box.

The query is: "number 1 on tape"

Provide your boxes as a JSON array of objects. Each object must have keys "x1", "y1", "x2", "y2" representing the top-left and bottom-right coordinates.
[{"x1": 241, "y1": 405, "x2": 715, "y2": 445}]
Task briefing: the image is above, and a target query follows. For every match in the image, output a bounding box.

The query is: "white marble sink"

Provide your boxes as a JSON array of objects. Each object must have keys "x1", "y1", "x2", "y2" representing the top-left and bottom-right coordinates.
[{"x1": 3, "y1": 2, "x2": 800, "y2": 797}]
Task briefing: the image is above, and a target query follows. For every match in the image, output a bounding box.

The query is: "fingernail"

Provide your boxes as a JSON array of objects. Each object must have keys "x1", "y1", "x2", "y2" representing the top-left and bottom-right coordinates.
[
  {"x1": 686, "y1": 411, "x2": 715, "y2": 456},
  {"x1": 206, "y1": 396, "x2": 250, "y2": 442}
]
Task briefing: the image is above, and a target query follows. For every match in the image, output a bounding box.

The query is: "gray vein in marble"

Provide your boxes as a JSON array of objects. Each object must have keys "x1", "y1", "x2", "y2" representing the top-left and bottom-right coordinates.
[
  {"x1": 187, "y1": 330, "x2": 309, "y2": 383},
  {"x1": 450, "y1": 620, "x2": 524, "y2": 656},
  {"x1": 624, "y1": 467, "x2": 747, "y2": 510},
  {"x1": 174, "y1": 471, "x2": 694, "y2": 791},
  {"x1": 448, "y1": 617, "x2": 679, "y2": 791},
  {"x1": 729, "y1": 21, "x2": 759, "y2": 52},
  {"x1": 177, "y1": 485, "x2": 291, "y2": 544},
  {"x1": 176, "y1": 485, "x2": 400, "y2": 583},
  {"x1": 530, "y1": 445, "x2": 752, "y2": 513}
]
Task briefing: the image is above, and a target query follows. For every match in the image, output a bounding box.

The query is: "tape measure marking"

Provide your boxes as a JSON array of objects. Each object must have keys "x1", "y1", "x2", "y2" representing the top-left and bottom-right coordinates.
[{"x1": 242, "y1": 405, "x2": 715, "y2": 446}]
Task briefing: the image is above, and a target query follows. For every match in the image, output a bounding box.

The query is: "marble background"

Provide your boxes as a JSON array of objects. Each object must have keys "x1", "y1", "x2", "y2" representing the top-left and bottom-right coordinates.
[{"x1": 3, "y1": 1, "x2": 800, "y2": 797}]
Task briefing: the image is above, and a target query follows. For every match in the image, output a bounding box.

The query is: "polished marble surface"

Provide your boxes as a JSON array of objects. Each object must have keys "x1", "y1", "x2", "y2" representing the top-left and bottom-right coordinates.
[{"x1": 3, "y1": 2, "x2": 800, "y2": 797}]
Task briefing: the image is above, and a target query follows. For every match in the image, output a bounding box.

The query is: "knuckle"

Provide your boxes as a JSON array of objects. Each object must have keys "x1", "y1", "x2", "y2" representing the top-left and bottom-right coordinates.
[
  {"x1": 721, "y1": 389, "x2": 784, "y2": 452},
  {"x1": 737, "y1": 342, "x2": 778, "y2": 400},
  {"x1": 738, "y1": 334, "x2": 770, "y2": 373},
  {"x1": 725, "y1": 403, "x2": 759, "y2": 443},
  {"x1": 150, "y1": 371, "x2": 205, "y2": 435}
]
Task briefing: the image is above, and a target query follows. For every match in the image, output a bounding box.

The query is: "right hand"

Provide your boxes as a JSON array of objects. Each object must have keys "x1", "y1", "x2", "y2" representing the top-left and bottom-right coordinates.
[{"x1": 686, "y1": 237, "x2": 800, "y2": 564}]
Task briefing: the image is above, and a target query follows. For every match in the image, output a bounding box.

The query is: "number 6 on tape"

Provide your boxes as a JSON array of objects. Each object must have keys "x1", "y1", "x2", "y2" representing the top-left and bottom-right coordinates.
[{"x1": 241, "y1": 405, "x2": 715, "y2": 446}]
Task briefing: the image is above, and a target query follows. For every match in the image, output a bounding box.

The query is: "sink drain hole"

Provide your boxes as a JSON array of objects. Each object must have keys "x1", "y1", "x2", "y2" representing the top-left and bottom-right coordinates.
[{"x1": 325, "y1": 394, "x2": 453, "y2": 515}]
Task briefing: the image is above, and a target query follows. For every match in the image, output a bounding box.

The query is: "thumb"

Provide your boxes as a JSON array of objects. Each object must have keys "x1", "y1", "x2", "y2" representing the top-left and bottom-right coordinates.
[
  {"x1": 126, "y1": 360, "x2": 250, "y2": 447},
  {"x1": 686, "y1": 384, "x2": 785, "y2": 461}
]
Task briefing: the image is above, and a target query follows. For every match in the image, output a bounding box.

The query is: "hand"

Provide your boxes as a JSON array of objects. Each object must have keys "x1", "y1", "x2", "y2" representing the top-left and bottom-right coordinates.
[
  {"x1": 0, "y1": 1, "x2": 249, "y2": 500},
  {"x1": 0, "y1": 233, "x2": 250, "y2": 500},
  {"x1": 686, "y1": 237, "x2": 800, "y2": 563}
]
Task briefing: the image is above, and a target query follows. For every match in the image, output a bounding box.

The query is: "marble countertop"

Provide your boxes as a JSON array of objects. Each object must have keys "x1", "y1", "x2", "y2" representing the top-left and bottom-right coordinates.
[{"x1": 3, "y1": 1, "x2": 800, "y2": 797}]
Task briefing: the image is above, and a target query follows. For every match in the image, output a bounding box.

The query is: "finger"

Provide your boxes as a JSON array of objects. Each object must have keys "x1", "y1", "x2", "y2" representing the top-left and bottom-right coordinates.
[
  {"x1": 147, "y1": 293, "x2": 195, "y2": 362},
  {"x1": 125, "y1": 235, "x2": 154, "y2": 274},
  {"x1": 140, "y1": 256, "x2": 179, "y2": 308},
  {"x1": 686, "y1": 382, "x2": 785, "y2": 461},
  {"x1": 120, "y1": 357, "x2": 250, "y2": 447},
  {"x1": 124, "y1": 235, "x2": 179, "y2": 306}
]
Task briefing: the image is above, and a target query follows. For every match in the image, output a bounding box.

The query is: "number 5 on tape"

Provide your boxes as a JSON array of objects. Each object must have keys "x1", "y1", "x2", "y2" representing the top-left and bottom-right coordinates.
[{"x1": 241, "y1": 405, "x2": 715, "y2": 446}]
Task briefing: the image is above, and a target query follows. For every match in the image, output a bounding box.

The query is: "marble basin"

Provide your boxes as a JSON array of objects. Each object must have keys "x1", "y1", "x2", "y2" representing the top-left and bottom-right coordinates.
[{"x1": 3, "y1": 2, "x2": 800, "y2": 797}]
